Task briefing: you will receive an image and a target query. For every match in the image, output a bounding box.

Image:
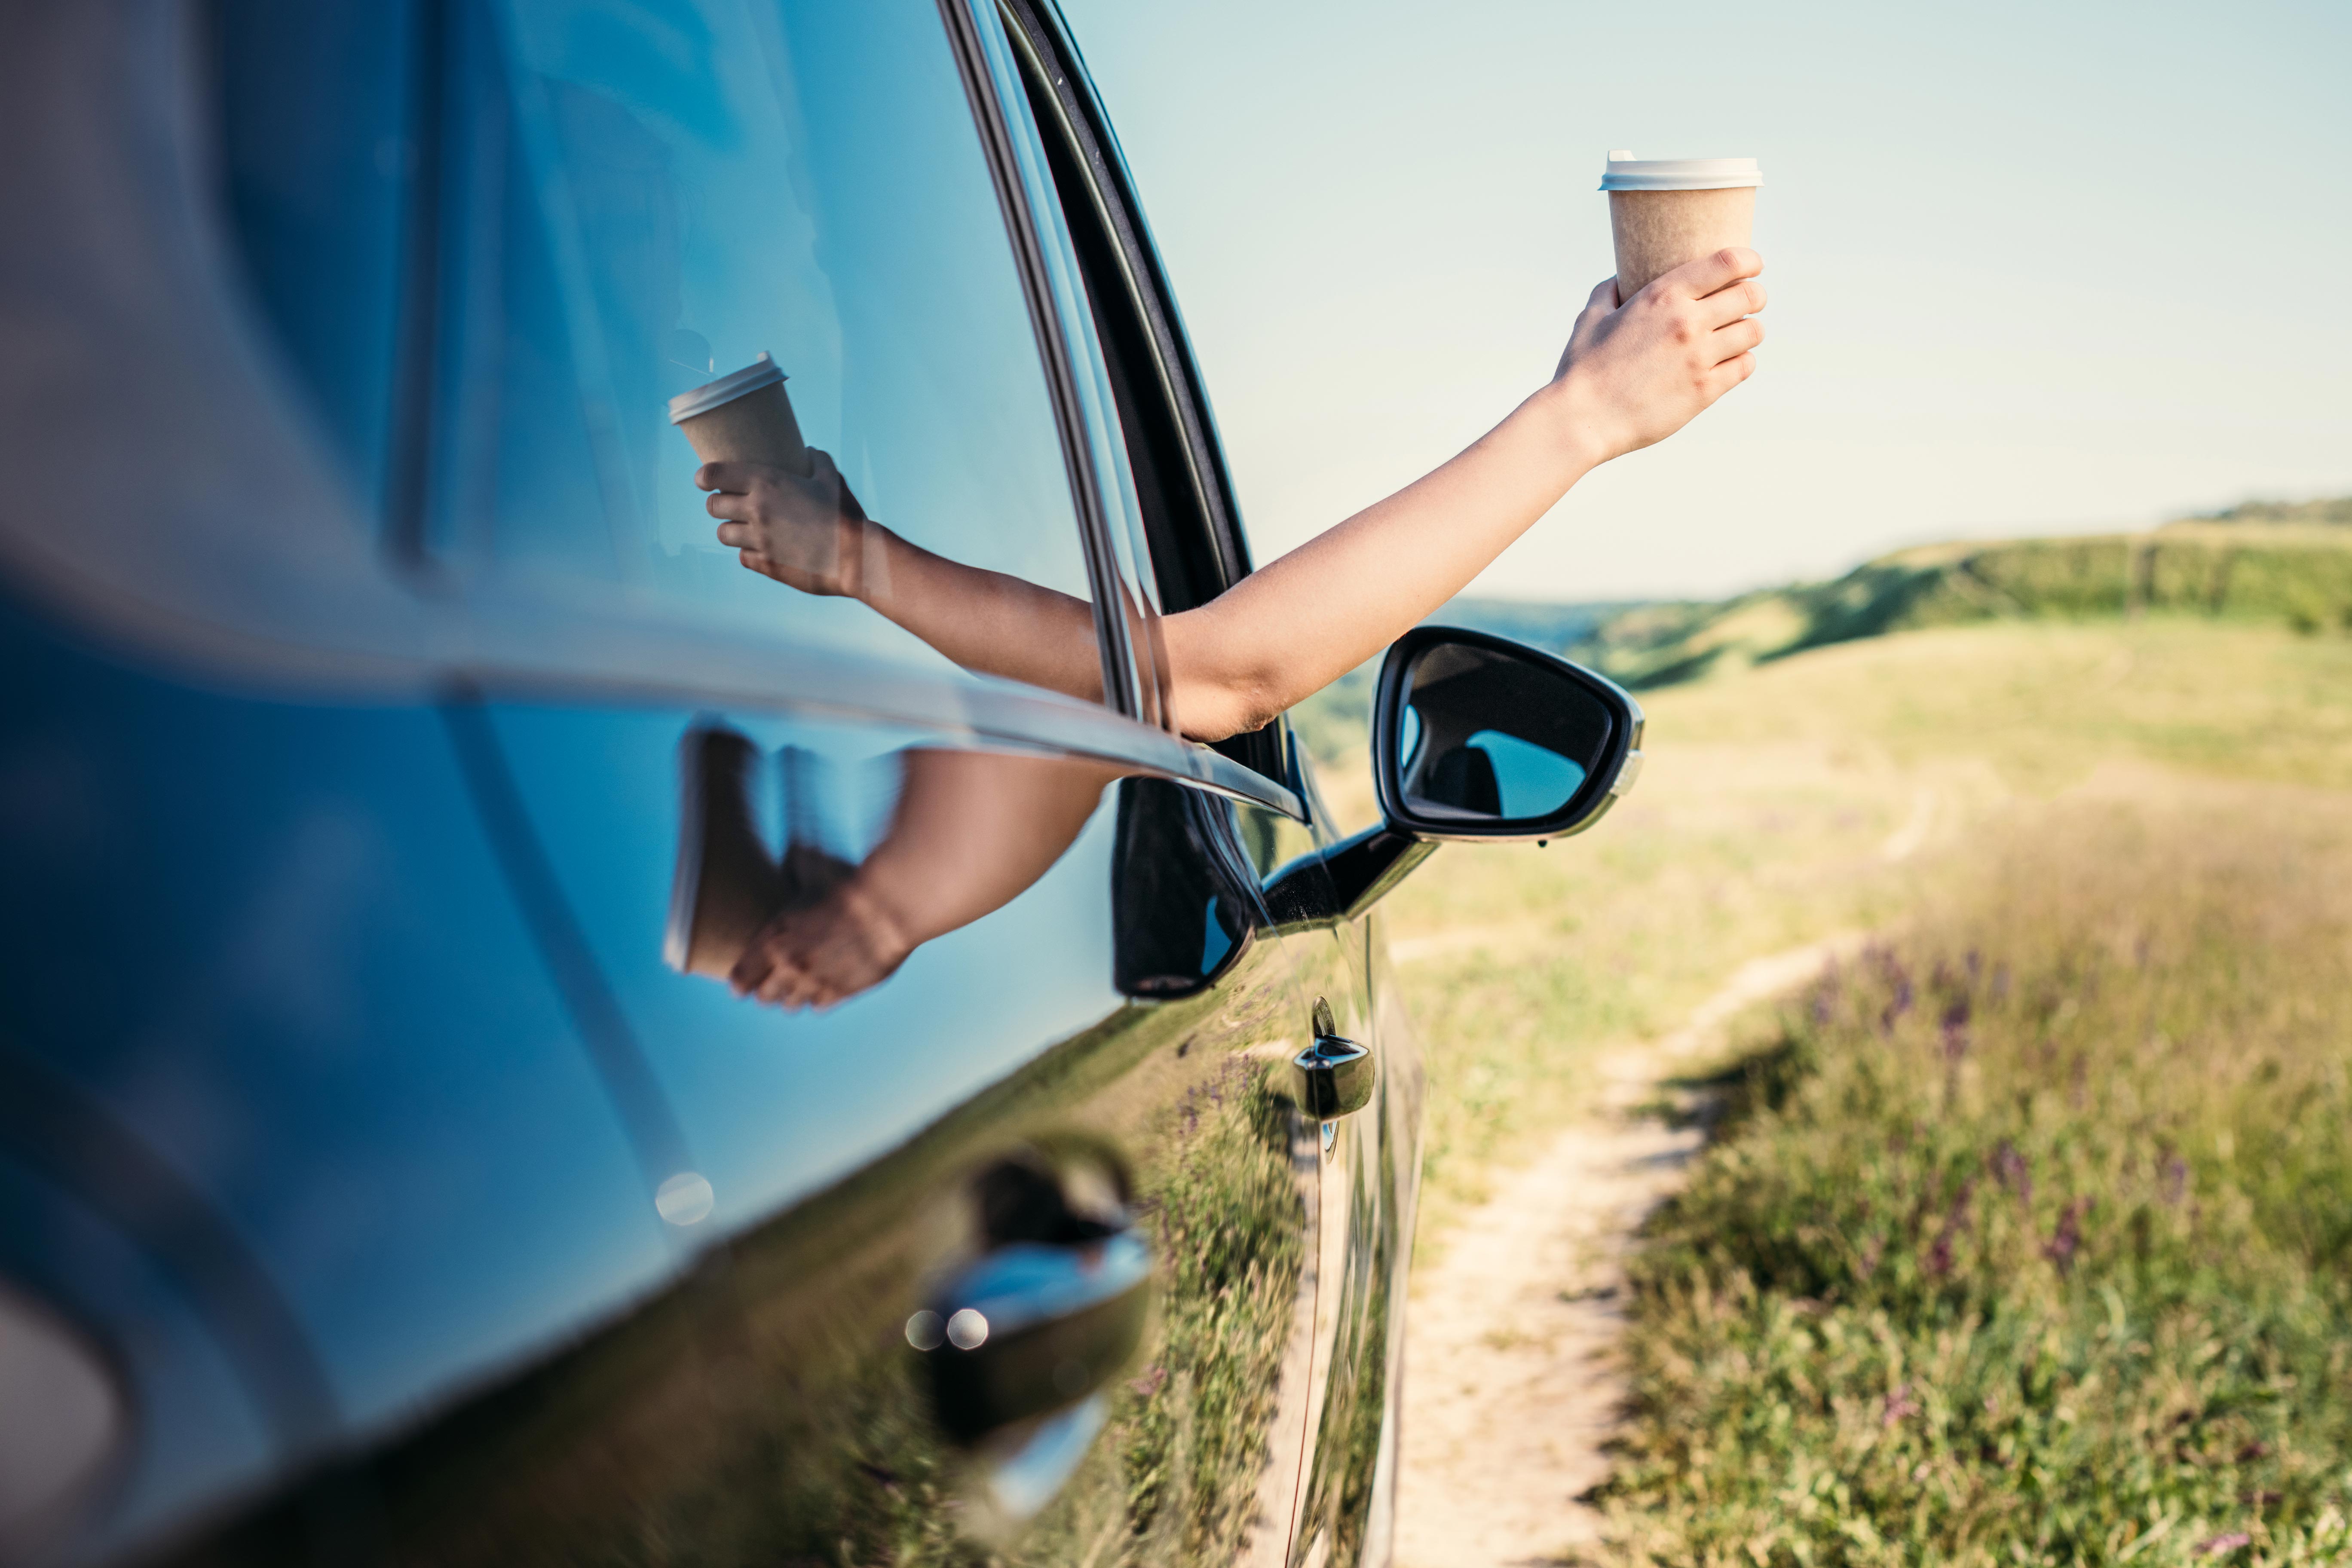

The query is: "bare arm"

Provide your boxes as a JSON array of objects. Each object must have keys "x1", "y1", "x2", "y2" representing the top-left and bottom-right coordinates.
[
  {"x1": 728, "y1": 750, "x2": 1120, "y2": 1009},
  {"x1": 704, "y1": 248, "x2": 1765, "y2": 739}
]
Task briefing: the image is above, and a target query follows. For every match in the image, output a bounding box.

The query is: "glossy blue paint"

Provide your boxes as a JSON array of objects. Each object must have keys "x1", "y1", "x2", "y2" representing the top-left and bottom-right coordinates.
[
  {"x1": 0, "y1": 597, "x2": 677, "y2": 1437},
  {"x1": 478, "y1": 702, "x2": 1127, "y2": 1234}
]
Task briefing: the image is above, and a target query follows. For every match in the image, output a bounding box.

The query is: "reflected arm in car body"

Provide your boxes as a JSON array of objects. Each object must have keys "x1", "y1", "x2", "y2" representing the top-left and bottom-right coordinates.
[
  {"x1": 728, "y1": 748, "x2": 1121, "y2": 1010},
  {"x1": 704, "y1": 250, "x2": 1766, "y2": 741}
]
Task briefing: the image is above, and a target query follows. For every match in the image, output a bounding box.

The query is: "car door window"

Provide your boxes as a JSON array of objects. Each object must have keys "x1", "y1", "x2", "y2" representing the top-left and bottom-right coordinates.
[
  {"x1": 213, "y1": 0, "x2": 1115, "y2": 700},
  {"x1": 426, "y1": 0, "x2": 1100, "y2": 666},
  {"x1": 992, "y1": 1, "x2": 1288, "y2": 780}
]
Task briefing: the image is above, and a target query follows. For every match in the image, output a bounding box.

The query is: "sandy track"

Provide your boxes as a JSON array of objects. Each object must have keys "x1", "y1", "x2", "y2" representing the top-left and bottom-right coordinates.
[{"x1": 1393, "y1": 936, "x2": 1862, "y2": 1568}]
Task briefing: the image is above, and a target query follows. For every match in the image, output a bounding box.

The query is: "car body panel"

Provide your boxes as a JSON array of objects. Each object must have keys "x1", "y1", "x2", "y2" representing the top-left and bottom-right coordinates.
[{"x1": 0, "y1": 0, "x2": 1422, "y2": 1564}]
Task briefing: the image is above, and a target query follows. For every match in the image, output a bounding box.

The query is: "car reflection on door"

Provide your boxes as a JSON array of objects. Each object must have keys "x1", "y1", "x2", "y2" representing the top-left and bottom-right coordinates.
[{"x1": 323, "y1": 702, "x2": 1339, "y2": 1565}]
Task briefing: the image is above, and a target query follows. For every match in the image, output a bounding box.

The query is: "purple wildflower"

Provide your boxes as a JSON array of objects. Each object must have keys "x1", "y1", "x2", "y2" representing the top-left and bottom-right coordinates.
[
  {"x1": 2044, "y1": 1197, "x2": 2090, "y2": 1277},
  {"x1": 1925, "y1": 1178, "x2": 1976, "y2": 1277},
  {"x1": 1881, "y1": 974, "x2": 1915, "y2": 1034},
  {"x1": 2160, "y1": 1154, "x2": 2189, "y2": 1205},
  {"x1": 2195, "y1": 1533, "x2": 2251, "y2": 1556},
  {"x1": 1990, "y1": 1141, "x2": 2034, "y2": 1205}
]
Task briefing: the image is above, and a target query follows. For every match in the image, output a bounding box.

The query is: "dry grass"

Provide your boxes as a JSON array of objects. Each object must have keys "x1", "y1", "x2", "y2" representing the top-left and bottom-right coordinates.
[
  {"x1": 1329, "y1": 616, "x2": 2352, "y2": 1561},
  {"x1": 1597, "y1": 781, "x2": 2352, "y2": 1565}
]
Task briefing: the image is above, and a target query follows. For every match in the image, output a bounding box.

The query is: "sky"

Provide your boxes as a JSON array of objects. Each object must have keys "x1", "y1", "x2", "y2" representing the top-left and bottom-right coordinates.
[{"x1": 1056, "y1": 0, "x2": 2352, "y2": 601}]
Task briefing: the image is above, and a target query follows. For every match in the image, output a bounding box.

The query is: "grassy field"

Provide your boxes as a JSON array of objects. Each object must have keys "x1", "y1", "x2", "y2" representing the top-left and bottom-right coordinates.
[{"x1": 1330, "y1": 614, "x2": 2352, "y2": 1562}]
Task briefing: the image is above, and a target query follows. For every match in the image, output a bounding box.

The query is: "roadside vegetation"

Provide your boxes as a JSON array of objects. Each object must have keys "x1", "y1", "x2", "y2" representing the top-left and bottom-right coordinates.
[
  {"x1": 1600, "y1": 787, "x2": 2352, "y2": 1565},
  {"x1": 1299, "y1": 508, "x2": 2352, "y2": 1560}
]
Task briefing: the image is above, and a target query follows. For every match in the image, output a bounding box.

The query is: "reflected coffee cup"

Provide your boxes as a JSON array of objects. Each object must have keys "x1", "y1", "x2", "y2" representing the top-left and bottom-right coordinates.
[
  {"x1": 1599, "y1": 153, "x2": 1761, "y2": 300},
  {"x1": 668, "y1": 352, "x2": 812, "y2": 477}
]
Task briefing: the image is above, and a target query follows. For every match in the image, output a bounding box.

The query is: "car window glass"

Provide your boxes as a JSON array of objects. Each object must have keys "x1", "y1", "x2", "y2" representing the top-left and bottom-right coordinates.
[{"x1": 425, "y1": 0, "x2": 1100, "y2": 680}]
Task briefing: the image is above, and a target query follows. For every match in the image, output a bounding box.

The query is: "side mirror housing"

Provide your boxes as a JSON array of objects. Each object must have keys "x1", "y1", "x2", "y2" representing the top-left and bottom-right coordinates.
[
  {"x1": 1372, "y1": 625, "x2": 1644, "y2": 844},
  {"x1": 1267, "y1": 628, "x2": 1645, "y2": 926}
]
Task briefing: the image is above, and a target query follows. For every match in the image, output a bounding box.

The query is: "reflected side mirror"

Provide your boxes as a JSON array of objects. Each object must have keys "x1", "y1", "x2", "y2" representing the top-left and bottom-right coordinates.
[{"x1": 1372, "y1": 625, "x2": 1644, "y2": 844}]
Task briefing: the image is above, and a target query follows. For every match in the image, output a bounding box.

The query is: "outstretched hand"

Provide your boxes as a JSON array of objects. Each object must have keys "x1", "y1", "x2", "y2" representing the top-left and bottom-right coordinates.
[
  {"x1": 727, "y1": 872, "x2": 914, "y2": 1011},
  {"x1": 700, "y1": 448, "x2": 872, "y2": 598},
  {"x1": 1548, "y1": 247, "x2": 1766, "y2": 464}
]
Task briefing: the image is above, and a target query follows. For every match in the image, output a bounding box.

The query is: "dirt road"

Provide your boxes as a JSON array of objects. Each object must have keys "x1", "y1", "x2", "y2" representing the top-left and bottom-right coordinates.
[{"x1": 1393, "y1": 937, "x2": 1859, "y2": 1568}]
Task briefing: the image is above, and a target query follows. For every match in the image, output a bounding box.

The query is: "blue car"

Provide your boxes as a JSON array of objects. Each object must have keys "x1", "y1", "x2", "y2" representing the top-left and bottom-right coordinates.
[{"x1": 0, "y1": 1, "x2": 1641, "y2": 1563}]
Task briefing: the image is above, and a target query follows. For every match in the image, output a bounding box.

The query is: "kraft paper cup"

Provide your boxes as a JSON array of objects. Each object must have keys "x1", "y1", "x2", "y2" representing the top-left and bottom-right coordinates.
[
  {"x1": 1600, "y1": 154, "x2": 1761, "y2": 300},
  {"x1": 668, "y1": 352, "x2": 812, "y2": 476}
]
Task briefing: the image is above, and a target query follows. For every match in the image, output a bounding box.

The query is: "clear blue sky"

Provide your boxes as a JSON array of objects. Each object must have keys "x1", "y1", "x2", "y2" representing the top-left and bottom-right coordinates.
[{"x1": 1057, "y1": 0, "x2": 2352, "y2": 600}]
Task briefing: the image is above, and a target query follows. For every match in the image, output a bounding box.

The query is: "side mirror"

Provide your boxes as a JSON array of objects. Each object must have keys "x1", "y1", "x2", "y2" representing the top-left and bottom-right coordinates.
[
  {"x1": 1373, "y1": 626, "x2": 1644, "y2": 843},
  {"x1": 1264, "y1": 628, "x2": 1645, "y2": 927}
]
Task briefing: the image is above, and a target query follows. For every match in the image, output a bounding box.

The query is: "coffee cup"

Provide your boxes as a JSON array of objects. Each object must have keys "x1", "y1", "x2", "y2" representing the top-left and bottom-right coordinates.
[
  {"x1": 668, "y1": 352, "x2": 812, "y2": 477},
  {"x1": 1599, "y1": 153, "x2": 1761, "y2": 300}
]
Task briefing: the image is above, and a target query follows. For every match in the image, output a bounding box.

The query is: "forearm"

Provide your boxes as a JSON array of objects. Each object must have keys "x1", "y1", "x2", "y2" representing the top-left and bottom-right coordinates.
[
  {"x1": 859, "y1": 523, "x2": 1105, "y2": 702},
  {"x1": 1162, "y1": 380, "x2": 1605, "y2": 739},
  {"x1": 857, "y1": 750, "x2": 1121, "y2": 945}
]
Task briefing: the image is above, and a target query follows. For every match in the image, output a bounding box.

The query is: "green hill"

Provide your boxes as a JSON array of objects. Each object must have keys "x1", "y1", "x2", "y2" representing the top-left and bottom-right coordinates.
[{"x1": 1574, "y1": 505, "x2": 2352, "y2": 690}]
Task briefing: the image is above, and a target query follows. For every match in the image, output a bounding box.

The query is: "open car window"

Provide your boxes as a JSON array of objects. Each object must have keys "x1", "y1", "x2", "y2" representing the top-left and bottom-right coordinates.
[{"x1": 992, "y1": 1, "x2": 1292, "y2": 785}]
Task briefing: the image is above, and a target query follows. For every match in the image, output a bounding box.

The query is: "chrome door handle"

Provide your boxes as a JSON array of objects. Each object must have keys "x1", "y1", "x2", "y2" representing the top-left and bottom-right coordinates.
[
  {"x1": 1292, "y1": 1033, "x2": 1375, "y2": 1121},
  {"x1": 908, "y1": 1228, "x2": 1151, "y2": 1447}
]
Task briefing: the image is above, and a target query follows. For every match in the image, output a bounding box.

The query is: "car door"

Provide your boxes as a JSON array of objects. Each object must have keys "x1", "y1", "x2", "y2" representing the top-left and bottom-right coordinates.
[
  {"x1": 232, "y1": 0, "x2": 1340, "y2": 1561},
  {"x1": 986, "y1": 8, "x2": 1417, "y2": 1565}
]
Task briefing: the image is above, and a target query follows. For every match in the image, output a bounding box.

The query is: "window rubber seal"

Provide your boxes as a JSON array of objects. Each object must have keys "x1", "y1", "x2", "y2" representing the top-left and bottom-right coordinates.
[{"x1": 932, "y1": 0, "x2": 1140, "y2": 722}]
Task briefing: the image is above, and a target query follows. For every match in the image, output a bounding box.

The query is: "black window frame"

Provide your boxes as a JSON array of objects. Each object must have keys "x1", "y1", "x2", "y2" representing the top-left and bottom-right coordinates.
[{"x1": 988, "y1": 0, "x2": 1292, "y2": 787}]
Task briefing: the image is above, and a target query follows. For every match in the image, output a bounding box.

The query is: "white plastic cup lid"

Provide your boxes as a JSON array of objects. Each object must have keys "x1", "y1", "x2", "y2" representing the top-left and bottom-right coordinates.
[
  {"x1": 1599, "y1": 155, "x2": 1762, "y2": 192},
  {"x1": 668, "y1": 352, "x2": 786, "y2": 423}
]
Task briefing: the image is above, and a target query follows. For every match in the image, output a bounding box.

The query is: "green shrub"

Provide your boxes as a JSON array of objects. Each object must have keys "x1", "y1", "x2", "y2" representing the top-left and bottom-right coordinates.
[{"x1": 1599, "y1": 796, "x2": 2352, "y2": 1566}]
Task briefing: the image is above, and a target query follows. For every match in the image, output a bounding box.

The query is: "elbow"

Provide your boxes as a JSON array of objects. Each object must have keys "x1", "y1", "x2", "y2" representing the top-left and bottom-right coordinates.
[{"x1": 1171, "y1": 669, "x2": 1286, "y2": 744}]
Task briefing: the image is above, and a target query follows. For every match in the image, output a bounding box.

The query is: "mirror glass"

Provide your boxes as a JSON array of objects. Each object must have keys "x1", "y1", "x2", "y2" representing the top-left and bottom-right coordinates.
[{"x1": 1393, "y1": 642, "x2": 1616, "y2": 825}]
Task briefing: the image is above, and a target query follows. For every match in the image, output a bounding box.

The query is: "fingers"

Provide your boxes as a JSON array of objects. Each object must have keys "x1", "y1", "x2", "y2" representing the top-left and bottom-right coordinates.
[
  {"x1": 1585, "y1": 276, "x2": 1620, "y2": 314},
  {"x1": 755, "y1": 963, "x2": 819, "y2": 1008},
  {"x1": 1697, "y1": 276, "x2": 1767, "y2": 328},
  {"x1": 695, "y1": 459, "x2": 797, "y2": 493},
  {"x1": 706, "y1": 488, "x2": 750, "y2": 521},
  {"x1": 733, "y1": 940, "x2": 818, "y2": 1010},
  {"x1": 1710, "y1": 315, "x2": 1764, "y2": 362},
  {"x1": 1704, "y1": 350, "x2": 1758, "y2": 399},
  {"x1": 1666, "y1": 246, "x2": 1763, "y2": 300}
]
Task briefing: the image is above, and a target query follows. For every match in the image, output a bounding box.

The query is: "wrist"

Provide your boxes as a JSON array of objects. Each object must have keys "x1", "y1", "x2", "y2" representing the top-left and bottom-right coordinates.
[
  {"x1": 847, "y1": 519, "x2": 896, "y2": 608},
  {"x1": 837, "y1": 863, "x2": 921, "y2": 960},
  {"x1": 1525, "y1": 374, "x2": 1618, "y2": 479}
]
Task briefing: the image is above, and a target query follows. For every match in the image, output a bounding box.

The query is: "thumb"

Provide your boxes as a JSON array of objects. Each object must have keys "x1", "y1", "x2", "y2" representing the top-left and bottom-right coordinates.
[
  {"x1": 1556, "y1": 276, "x2": 1622, "y2": 377},
  {"x1": 809, "y1": 448, "x2": 866, "y2": 517}
]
